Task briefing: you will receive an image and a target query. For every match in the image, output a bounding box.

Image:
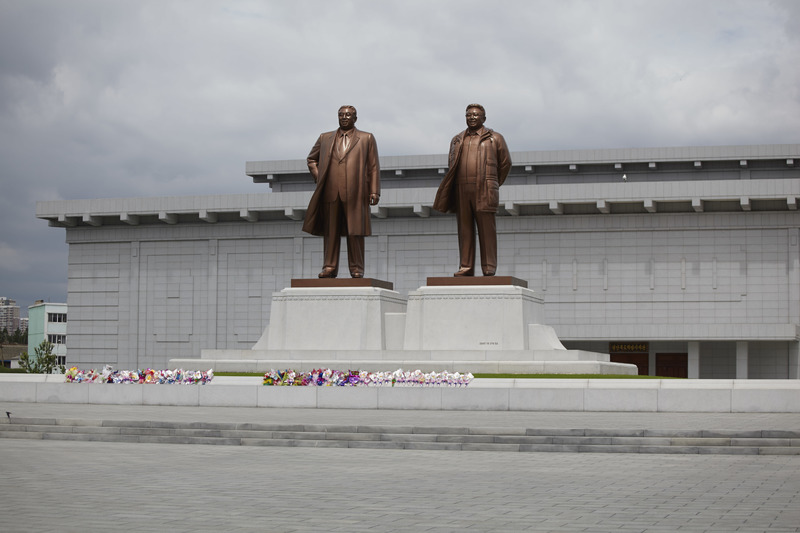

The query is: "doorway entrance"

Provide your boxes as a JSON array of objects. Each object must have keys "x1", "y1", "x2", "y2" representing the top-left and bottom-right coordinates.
[{"x1": 656, "y1": 353, "x2": 688, "y2": 378}]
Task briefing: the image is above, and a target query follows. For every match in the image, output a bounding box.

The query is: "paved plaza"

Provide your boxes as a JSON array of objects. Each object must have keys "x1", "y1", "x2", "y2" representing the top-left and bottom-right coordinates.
[
  {"x1": 1, "y1": 403, "x2": 799, "y2": 532},
  {"x1": 2, "y1": 439, "x2": 799, "y2": 532}
]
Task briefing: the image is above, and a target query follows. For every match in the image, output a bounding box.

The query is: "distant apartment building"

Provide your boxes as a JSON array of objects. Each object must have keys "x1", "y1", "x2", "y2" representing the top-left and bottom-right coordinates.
[
  {"x1": 19, "y1": 317, "x2": 28, "y2": 332},
  {"x1": 28, "y1": 301, "x2": 67, "y2": 366},
  {"x1": 0, "y1": 297, "x2": 21, "y2": 333}
]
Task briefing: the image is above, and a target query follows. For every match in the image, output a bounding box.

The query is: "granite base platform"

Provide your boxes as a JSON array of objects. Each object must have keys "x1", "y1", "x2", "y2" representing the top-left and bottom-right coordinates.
[{"x1": 175, "y1": 350, "x2": 634, "y2": 375}]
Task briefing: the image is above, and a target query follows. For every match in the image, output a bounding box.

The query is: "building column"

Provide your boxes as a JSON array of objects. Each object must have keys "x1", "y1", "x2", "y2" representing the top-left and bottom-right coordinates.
[
  {"x1": 688, "y1": 341, "x2": 700, "y2": 379},
  {"x1": 207, "y1": 239, "x2": 218, "y2": 349},
  {"x1": 789, "y1": 341, "x2": 800, "y2": 380},
  {"x1": 294, "y1": 236, "x2": 305, "y2": 279},
  {"x1": 378, "y1": 234, "x2": 389, "y2": 281},
  {"x1": 736, "y1": 341, "x2": 749, "y2": 379},
  {"x1": 128, "y1": 241, "x2": 140, "y2": 369}
]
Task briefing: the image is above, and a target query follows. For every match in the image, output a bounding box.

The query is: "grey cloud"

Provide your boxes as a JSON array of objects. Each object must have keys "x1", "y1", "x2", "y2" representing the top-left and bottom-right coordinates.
[{"x1": 0, "y1": 0, "x2": 798, "y2": 312}]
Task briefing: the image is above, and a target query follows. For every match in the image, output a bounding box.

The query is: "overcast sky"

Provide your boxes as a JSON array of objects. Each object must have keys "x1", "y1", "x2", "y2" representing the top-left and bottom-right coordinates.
[{"x1": 1, "y1": 0, "x2": 799, "y2": 317}]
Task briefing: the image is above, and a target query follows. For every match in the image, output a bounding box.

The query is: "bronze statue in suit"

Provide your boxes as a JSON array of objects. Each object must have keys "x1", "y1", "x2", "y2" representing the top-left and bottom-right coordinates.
[
  {"x1": 302, "y1": 106, "x2": 380, "y2": 278},
  {"x1": 433, "y1": 104, "x2": 511, "y2": 276}
]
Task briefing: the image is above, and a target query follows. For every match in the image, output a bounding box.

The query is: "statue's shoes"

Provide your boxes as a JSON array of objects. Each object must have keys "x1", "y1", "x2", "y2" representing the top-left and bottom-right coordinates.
[
  {"x1": 351, "y1": 271, "x2": 363, "y2": 278},
  {"x1": 454, "y1": 268, "x2": 474, "y2": 277},
  {"x1": 318, "y1": 267, "x2": 337, "y2": 278}
]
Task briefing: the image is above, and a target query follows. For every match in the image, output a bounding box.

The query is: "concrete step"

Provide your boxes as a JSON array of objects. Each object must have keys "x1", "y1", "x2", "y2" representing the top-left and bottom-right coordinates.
[{"x1": 2, "y1": 417, "x2": 799, "y2": 455}]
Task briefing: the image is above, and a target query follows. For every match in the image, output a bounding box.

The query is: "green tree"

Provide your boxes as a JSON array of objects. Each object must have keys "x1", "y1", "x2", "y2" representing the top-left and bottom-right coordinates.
[
  {"x1": 11, "y1": 327, "x2": 27, "y2": 344},
  {"x1": 19, "y1": 340, "x2": 64, "y2": 374}
]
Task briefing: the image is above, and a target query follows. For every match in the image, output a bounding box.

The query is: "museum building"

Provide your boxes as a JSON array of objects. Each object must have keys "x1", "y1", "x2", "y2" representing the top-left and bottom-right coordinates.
[{"x1": 37, "y1": 143, "x2": 800, "y2": 379}]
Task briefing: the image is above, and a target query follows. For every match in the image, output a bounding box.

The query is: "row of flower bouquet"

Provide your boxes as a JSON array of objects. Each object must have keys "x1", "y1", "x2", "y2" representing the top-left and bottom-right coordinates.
[
  {"x1": 65, "y1": 366, "x2": 214, "y2": 384},
  {"x1": 62, "y1": 366, "x2": 473, "y2": 386},
  {"x1": 263, "y1": 368, "x2": 474, "y2": 387}
]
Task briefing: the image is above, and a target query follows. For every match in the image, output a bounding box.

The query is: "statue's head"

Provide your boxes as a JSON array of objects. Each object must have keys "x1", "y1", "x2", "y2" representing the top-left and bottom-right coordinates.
[
  {"x1": 465, "y1": 103, "x2": 486, "y2": 131},
  {"x1": 338, "y1": 105, "x2": 357, "y2": 130}
]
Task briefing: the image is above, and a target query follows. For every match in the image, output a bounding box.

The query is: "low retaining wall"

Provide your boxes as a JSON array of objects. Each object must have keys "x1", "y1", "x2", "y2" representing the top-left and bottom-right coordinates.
[{"x1": 1, "y1": 375, "x2": 799, "y2": 412}]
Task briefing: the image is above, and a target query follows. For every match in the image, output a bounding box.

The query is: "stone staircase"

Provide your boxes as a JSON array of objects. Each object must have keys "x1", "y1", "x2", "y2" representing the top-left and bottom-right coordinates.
[{"x1": 2, "y1": 416, "x2": 799, "y2": 455}]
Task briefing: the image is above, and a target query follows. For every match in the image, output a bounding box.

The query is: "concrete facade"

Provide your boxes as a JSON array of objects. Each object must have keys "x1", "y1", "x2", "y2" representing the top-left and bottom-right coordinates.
[{"x1": 37, "y1": 144, "x2": 800, "y2": 378}]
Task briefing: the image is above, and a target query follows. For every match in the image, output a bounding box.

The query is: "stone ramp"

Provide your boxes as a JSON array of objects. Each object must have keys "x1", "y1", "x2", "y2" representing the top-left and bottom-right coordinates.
[{"x1": 2, "y1": 416, "x2": 799, "y2": 455}]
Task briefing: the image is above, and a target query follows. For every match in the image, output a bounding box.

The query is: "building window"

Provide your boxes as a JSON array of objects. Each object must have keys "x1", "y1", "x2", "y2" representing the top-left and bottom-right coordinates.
[
  {"x1": 48, "y1": 334, "x2": 66, "y2": 345},
  {"x1": 48, "y1": 313, "x2": 67, "y2": 323},
  {"x1": 56, "y1": 356, "x2": 66, "y2": 366}
]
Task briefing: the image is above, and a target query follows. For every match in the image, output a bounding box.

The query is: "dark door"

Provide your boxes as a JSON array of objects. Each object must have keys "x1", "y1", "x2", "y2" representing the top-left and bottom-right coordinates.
[{"x1": 656, "y1": 353, "x2": 688, "y2": 378}]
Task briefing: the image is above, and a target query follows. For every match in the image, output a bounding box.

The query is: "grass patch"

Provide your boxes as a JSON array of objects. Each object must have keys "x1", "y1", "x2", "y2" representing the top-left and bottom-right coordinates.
[
  {"x1": 215, "y1": 371, "x2": 680, "y2": 379},
  {"x1": 0, "y1": 366, "x2": 27, "y2": 374}
]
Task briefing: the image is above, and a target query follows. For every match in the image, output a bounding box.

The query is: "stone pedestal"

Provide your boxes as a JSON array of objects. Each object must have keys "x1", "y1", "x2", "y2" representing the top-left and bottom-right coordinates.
[
  {"x1": 403, "y1": 285, "x2": 544, "y2": 350},
  {"x1": 255, "y1": 281, "x2": 406, "y2": 351}
]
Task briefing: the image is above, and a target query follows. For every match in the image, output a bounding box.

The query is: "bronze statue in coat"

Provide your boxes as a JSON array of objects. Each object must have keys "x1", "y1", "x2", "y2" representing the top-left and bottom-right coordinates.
[
  {"x1": 433, "y1": 104, "x2": 511, "y2": 276},
  {"x1": 302, "y1": 106, "x2": 380, "y2": 278}
]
